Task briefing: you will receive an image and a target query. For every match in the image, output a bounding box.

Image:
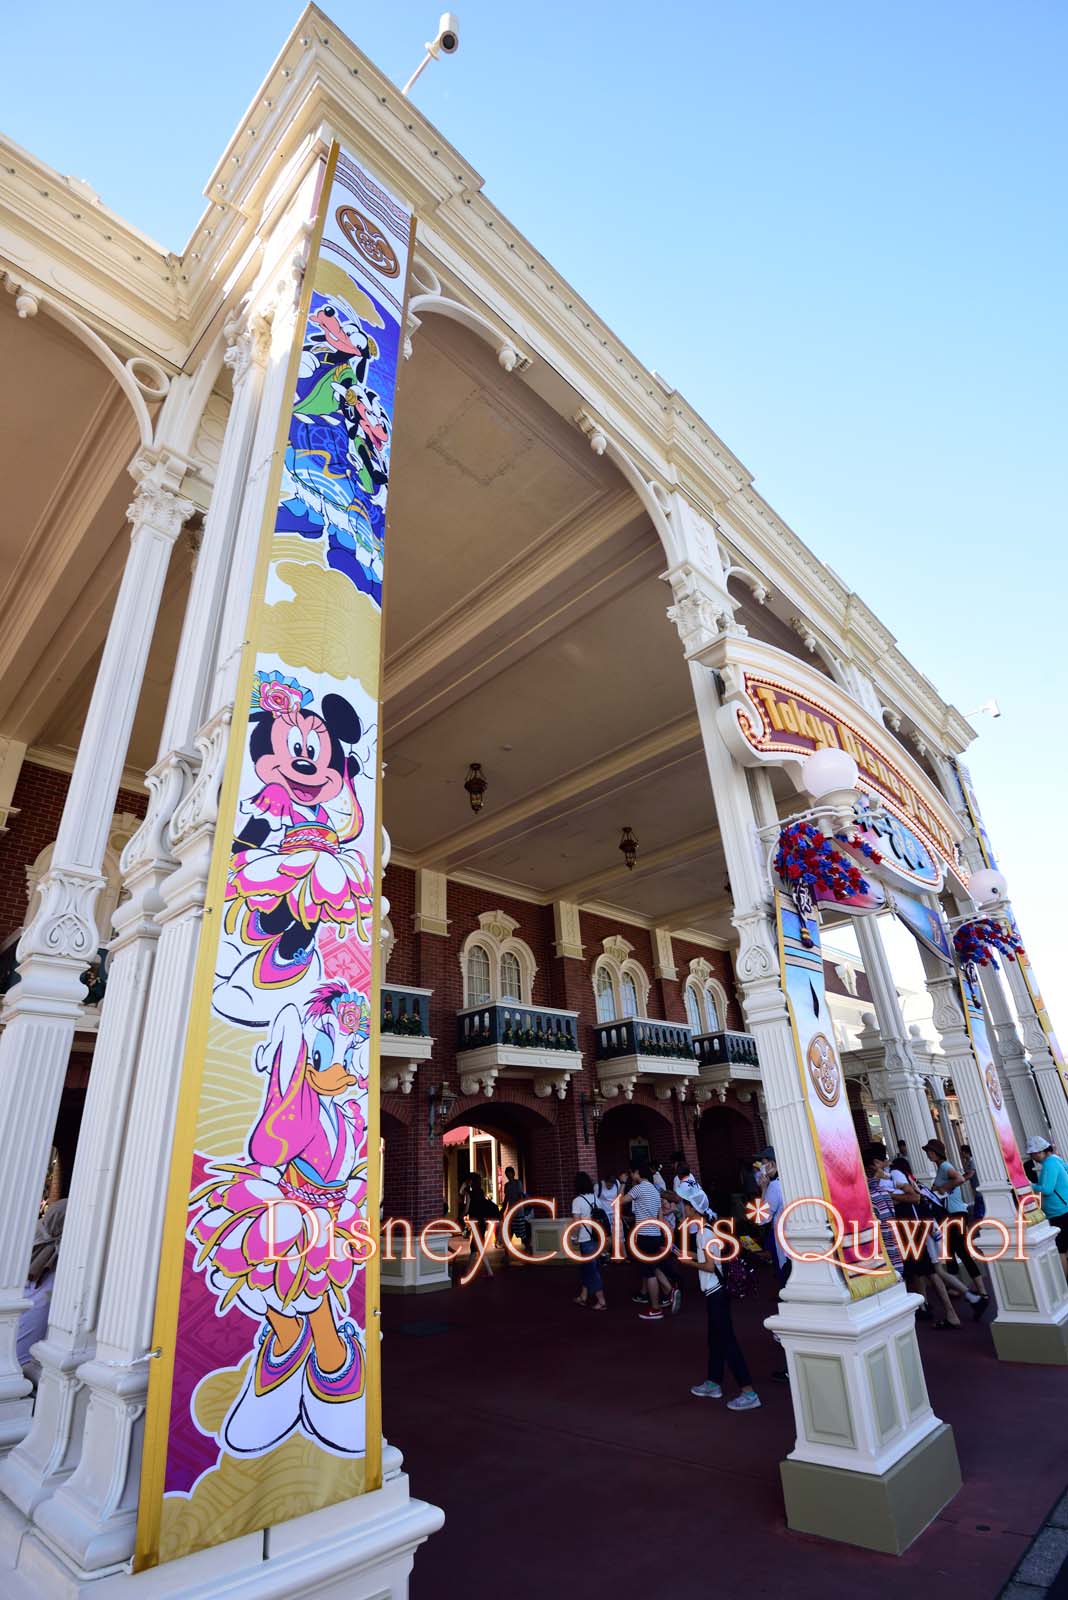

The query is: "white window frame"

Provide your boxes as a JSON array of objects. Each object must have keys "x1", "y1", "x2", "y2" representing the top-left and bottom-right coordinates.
[
  {"x1": 458, "y1": 911, "x2": 537, "y2": 1007},
  {"x1": 591, "y1": 937, "x2": 650, "y2": 1022}
]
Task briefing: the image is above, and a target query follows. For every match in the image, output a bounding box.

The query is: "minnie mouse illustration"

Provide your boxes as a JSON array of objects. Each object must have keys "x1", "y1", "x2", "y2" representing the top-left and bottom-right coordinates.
[
  {"x1": 191, "y1": 982, "x2": 370, "y2": 1457},
  {"x1": 212, "y1": 671, "x2": 373, "y2": 1027}
]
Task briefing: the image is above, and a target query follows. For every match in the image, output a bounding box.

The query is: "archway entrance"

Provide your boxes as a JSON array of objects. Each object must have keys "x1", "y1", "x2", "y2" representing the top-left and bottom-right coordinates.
[
  {"x1": 594, "y1": 1100, "x2": 675, "y2": 1182},
  {"x1": 695, "y1": 1104, "x2": 757, "y2": 1218},
  {"x1": 441, "y1": 1099, "x2": 556, "y2": 1222}
]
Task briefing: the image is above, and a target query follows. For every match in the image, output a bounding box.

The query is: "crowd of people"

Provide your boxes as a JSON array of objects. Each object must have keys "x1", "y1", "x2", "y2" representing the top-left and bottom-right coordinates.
[{"x1": 449, "y1": 1130, "x2": 1068, "y2": 1415}]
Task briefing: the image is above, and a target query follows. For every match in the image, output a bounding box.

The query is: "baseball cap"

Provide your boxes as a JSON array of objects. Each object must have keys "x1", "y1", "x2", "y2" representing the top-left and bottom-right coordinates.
[
  {"x1": 756, "y1": 1147, "x2": 775, "y2": 1163},
  {"x1": 1025, "y1": 1136, "x2": 1052, "y2": 1155}
]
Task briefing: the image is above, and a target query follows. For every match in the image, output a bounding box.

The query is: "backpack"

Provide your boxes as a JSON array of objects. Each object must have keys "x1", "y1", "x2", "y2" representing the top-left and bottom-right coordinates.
[
  {"x1": 590, "y1": 1188, "x2": 612, "y2": 1234},
  {"x1": 722, "y1": 1254, "x2": 759, "y2": 1300}
]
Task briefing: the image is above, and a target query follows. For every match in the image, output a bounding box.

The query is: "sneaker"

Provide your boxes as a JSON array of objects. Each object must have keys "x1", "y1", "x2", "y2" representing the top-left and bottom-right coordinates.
[
  {"x1": 690, "y1": 1380, "x2": 723, "y2": 1399},
  {"x1": 727, "y1": 1391, "x2": 762, "y2": 1411},
  {"x1": 638, "y1": 1308, "x2": 664, "y2": 1321},
  {"x1": 670, "y1": 1288, "x2": 683, "y2": 1315},
  {"x1": 632, "y1": 1293, "x2": 649, "y2": 1304},
  {"x1": 770, "y1": 1368, "x2": 789, "y2": 1384}
]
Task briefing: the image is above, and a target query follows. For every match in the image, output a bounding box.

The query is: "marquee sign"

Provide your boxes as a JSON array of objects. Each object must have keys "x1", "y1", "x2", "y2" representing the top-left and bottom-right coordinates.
[
  {"x1": 709, "y1": 638, "x2": 962, "y2": 888},
  {"x1": 135, "y1": 146, "x2": 413, "y2": 1570}
]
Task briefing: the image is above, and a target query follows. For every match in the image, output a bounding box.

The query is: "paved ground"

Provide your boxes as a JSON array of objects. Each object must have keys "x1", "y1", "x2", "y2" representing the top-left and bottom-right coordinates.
[{"x1": 381, "y1": 1254, "x2": 1068, "y2": 1600}]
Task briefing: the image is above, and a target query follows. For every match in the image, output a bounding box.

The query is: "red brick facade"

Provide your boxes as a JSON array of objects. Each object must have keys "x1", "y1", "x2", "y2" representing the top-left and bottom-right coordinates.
[
  {"x1": 380, "y1": 864, "x2": 765, "y2": 1224},
  {"x1": 0, "y1": 761, "x2": 147, "y2": 946}
]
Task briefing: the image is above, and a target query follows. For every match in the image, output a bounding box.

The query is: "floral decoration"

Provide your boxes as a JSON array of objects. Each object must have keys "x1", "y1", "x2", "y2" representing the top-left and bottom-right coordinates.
[
  {"x1": 953, "y1": 918, "x2": 1025, "y2": 971},
  {"x1": 251, "y1": 670, "x2": 313, "y2": 718}
]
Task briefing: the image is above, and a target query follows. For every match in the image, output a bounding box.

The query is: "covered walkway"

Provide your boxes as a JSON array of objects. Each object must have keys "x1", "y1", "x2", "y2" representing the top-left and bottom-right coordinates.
[{"x1": 383, "y1": 1259, "x2": 1067, "y2": 1597}]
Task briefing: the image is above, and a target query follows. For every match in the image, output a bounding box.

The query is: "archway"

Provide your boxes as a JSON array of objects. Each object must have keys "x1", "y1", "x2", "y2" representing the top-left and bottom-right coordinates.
[
  {"x1": 695, "y1": 1104, "x2": 758, "y2": 1217},
  {"x1": 594, "y1": 1099, "x2": 675, "y2": 1183},
  {"x1": 441, "y1": 1097, "x2": 556, "y2": 1221}
]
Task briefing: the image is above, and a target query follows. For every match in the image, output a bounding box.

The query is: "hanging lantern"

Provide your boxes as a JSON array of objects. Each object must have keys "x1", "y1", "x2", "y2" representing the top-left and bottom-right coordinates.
[
  {"x1": 619, "y1": 826, "x2": 639, "y2": 871},
  {"x1": 464, "y1": 762, "x2": 488, "y2": 814}
]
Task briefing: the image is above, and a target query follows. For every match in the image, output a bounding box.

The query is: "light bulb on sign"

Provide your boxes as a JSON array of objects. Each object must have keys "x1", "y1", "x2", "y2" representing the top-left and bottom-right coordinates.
[{"x1": 801, "y1": 747, "x2": 859, "y2": 800}]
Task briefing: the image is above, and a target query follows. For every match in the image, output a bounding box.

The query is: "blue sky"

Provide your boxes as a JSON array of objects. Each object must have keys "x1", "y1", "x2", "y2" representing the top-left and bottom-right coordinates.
[{"x1": 5, "y1": 2, "x2": 1066, "y2": 1021}]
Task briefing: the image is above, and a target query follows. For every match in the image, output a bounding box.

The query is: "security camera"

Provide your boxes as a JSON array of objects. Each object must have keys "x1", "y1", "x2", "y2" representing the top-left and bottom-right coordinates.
[{"x1": 432, "y1": 12, "x2": 460, "y2": 55}]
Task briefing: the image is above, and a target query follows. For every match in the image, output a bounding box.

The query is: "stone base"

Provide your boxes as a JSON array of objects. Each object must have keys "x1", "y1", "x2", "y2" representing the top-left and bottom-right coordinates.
[
  {"x1": 991, "y1": 1318, "x2": 1068, "y2": 1366},
  {"x1": 380, "y1": 1241, "x2": 452, "y2": 1295},
  {"x1": 780, "y1": 1422, "x2": 961, "y2": 1555},
  {"x1": 0, "y1": 1474, "x2": 443, "y2": 1598}
]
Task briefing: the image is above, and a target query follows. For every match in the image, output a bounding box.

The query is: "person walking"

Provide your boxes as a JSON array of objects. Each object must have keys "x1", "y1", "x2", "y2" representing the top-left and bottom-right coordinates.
[
  {"x1": 921, "y1": 1139, "x2": 990, "y2": 1317},
  {"x1": 673, "y1": 1183, "x2": 760, "y2": 1410},
  {"x1": 627, "y1": 1163, "x2": 669, "y2": 1321},
  {"x1": 571, "y1": 1171, "x2": 607, "y2": 1310},
  {"x1": 1027, "y1": 1136, "x2": 1068, "y2": 1275}
]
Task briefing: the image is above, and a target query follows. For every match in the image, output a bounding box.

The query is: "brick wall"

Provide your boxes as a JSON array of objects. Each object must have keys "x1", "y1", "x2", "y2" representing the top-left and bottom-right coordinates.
[
  {"x1": 0, "y1": 762, "x2": 148, "y2": 944},
  {"x1": 380, "y1": 866, "x2": 758, "y2": 1223}
]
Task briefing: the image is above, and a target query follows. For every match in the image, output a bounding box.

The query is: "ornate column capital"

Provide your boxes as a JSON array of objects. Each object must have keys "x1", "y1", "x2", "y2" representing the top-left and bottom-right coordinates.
[
  {"x1": 223, "y1": 304, "x2": 274, "y2": 388},
  {"x1": 126, "y1": 452, "x2": 195, "y2": 545},
  {"x1": 665, "y1": 563, "x2": 739, "y2": 655},
  {"x1": 6, "y1": 866, "x2": 106, "y2": 1013}
]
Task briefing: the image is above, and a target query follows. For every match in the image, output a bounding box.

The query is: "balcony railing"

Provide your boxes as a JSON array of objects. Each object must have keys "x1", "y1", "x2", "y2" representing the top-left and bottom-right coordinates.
[
  {"x1": 594, "y1": 1018, "x2": 694, "y2": 1062},
  {"x1": 381, "y1": 985, "x2": 431, "y2": 1037},
  {"x1": 457, "y1": 1003, "x2": 580, "y2": 1053},
  {"x1": 694, "y1": 1030, "x2": 759, "y2": 1071}
]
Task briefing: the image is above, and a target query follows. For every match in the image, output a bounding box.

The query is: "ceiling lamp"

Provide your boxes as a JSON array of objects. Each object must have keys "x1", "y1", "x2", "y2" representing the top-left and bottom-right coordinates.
[
  {"x1": 464, "y1": 762, "x2": 488, "y2": 814},
  {"x1": 619, "y1": 826, "x2": 639, "y2": 871}
]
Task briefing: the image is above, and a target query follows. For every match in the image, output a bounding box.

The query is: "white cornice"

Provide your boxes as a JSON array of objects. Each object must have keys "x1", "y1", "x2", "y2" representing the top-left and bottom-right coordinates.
[{"x1": 0, "y1": 3, "x2": 974, "y2": 759}]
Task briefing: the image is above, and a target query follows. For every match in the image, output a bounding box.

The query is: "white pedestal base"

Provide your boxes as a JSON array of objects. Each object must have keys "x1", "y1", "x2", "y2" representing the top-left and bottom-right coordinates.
[
  {"x1": 381, "y1": 1237, "x2": 451, "y2": 1294},
  {"x1": 0, "y1": 1472, "x2": 443, "y2": 1599}
]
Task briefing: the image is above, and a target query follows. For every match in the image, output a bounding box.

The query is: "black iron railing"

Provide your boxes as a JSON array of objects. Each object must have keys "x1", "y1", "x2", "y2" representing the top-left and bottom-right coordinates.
[
  {"x1": 457, "y1": 1002, "x2": 579, "y2": 1052},
  {"x1": 594, "y1": 1017, "x2": 694, "y2": 1062},
  {"x1": 694, "y1": 1029, "x2": 760, "y2": 1071},
  {"x1": 381, "y1": 985, "x2": 432, "y2": 1037}
]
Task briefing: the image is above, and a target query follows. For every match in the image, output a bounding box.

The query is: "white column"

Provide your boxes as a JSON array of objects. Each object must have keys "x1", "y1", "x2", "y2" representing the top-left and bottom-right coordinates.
[
  {"x1": 998, "y1": 915, "x2": 1068, "y2": 1153},
  {"x1": 682, "y1": 616, "x2": 957, "y2": 1551},
  {"x1": 853, "y1": 917, "x2": 937, "y2": 1163},
  {"x1": 32, "y1": 294, "x2": 300, "y2": 1575},
  {"x1": 978, "y1": 964, "x2": 1048, "y2": 1146},
  {"x1": 927, "y1": 1071, "x2": 963, "y2": 1168},
  {"x1": 0, "y1": 454, "x2": 192, "y2": 1448},
  {"x1": 920, "y1": 945, "x2": 1068, "y2": 1363},
  {"x1": 0, "y1": 311, "x2": 271, "y2": 1519}
]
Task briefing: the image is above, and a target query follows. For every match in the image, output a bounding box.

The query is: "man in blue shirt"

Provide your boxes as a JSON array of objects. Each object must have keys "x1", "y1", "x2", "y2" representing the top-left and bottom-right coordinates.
[{"x1": 1026, "y1": 1136, "x2": 1068, "y2": 1275}]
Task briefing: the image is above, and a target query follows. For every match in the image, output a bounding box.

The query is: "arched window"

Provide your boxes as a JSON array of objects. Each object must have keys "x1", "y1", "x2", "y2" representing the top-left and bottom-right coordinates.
[
  {"x1": 465, "y1": 943, "x2": 492, "y2": 1007},
  {"x1": 620, "y1": 972, "x2": 639, "y2": 1019},
  {"x1": 703, "y1": 986, "x2": 721, "y2": 1032},
  {"x1": 684, "y1": 983, "x2": 704, "y2": 1034},
  {"x1": 500, "y1": 951, "x2": 522, "y2": 1002},
  {"x1": 595, "y1": 965, "x2": 616, "y2": 1022}
]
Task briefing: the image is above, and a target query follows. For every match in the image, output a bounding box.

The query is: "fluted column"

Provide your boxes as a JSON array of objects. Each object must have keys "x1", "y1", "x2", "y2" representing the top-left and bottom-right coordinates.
[
  {"x1": 979, "y1": 965, "x2": 1047, "y2": 1146},
  {"x1": 0, "y1": 454, "x2": 192, "y2": 1447},
  {"x1": 920, "y1": 945, "x2": 1068, "y2": 1363},
  {"x1": 0, "y1": 310, "x2": 270, "y2": 1519},
  {"x1": 853, "y1": 917, "x2": 937, "y2": 1163},
  {"x1": 680, "y1": 608, "x2": 956, "y2": 1549},
  {"x1": 998, "y1": 918, "x2": 1068, "y2": 1153},
  {"x1": 33, "y1": 291, "x2": 300, "y2": 1575}
]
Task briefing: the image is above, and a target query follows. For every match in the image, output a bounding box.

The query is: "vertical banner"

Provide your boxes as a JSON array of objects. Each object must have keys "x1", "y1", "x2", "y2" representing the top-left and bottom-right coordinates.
[
  {"x1": 957, "y1": 963, "x2": 1042, "y2": 1224},
  {"x1": 136, "y1": 146, "x2": 414, "y2": 1568},
  {"x1": 890, "y1": 887, "x2": 953, "y2": 965},
  {"x1": 775, "y1": 893, "x2": 896, "y2": 1299},
  {"x1": 1015, "y1": 947, "x2": 1068, "y2": 1099}
]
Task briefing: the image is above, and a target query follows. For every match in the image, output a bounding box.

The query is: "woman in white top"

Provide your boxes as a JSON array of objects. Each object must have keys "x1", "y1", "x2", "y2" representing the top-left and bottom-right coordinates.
[{"x1": 571, "y1": 1170, "x2": 606, "y2": 1310}]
